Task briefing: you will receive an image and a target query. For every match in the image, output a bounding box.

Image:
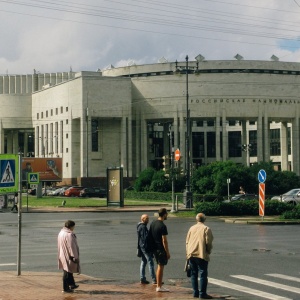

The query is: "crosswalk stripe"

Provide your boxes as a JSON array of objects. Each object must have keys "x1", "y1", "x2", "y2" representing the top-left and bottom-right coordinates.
[
  {"x1": 209, "y1": 278, "x2": 292, "y2": 300},
  {"x1": 0, "y1": 263, "x2": 16, "y2": 266},
  {"x1": 266, "y1": 274, "x2": 300, "y2": 283},
  {"x1": 232, "y1": 275, "x2": 300, "y2": 294}
]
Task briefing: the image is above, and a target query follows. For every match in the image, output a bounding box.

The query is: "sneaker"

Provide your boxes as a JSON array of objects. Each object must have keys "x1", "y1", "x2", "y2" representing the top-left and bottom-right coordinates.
[
  {"x1": 156, "y1": 287, "x2": 170, "y2": 292},
  {"x1": 70, "y1": 284, "x2": 79, "y2": 289},
  {"x1": 140, "y1": 279, "x2": 150, "y2": 284},
  {"x1": 62, "y1": 289, "x2": 74, "y2": 293}
]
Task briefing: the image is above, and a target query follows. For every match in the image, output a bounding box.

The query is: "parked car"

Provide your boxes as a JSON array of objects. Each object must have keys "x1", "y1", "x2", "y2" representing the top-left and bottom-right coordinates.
[
  {"x1": 28, "y1": 188, "x2": 36, "y2": 195},
  {"x1": 64, "y1": 186, "x2": 84, "y2": 197},
  {"x1": 271, "y1": 188, "x2": 300, "y2": 205},
  {"x1": 230, "y1": 193, "x2": 258, "y2": 201},
  {"x1": 48, "y1": 187, "x2": 64, "y2": 196},
  {"x1": 80, "y1": 187, "x2": 106, "y2": 198},
  {"x1": 59, "y1": 186, "x2": 71, "y2": 196}
]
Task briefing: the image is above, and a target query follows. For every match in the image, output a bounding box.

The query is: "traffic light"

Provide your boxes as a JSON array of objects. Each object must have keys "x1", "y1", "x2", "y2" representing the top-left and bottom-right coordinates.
[
  {"x1": 175, "y1": 159, "x2": 184, "y2": 176},
  {"x1": 162, "y1": 155, "x2": 170, "y2": 175}
]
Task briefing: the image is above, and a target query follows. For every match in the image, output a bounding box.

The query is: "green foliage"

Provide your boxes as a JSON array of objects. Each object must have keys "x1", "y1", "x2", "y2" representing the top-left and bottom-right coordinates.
[
  {"x1": 134, "y1": 168, "x2": 156, "y2": 191},
  {"x1": 280, "y1": 205, "x2": 300, "y2": 219},
  {"x1": 194, "y1": 200, "x2": 294, "y2": 216}
]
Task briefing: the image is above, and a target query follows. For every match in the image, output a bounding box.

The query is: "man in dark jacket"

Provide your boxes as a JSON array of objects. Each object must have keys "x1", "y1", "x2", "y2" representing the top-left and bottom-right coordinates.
[{"x1": 137, "y1": 214, "x2": 156, "y2": 284}]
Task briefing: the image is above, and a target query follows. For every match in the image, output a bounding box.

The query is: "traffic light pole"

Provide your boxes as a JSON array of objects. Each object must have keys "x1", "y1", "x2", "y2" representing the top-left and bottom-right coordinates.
[{"x1": 169, "y1": 124, "x2": 176, "y2": 212}]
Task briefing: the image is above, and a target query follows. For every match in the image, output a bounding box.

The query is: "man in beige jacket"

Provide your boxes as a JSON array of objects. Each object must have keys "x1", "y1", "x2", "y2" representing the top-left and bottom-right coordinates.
[{"x1": 186, "y1": 213, "x2": 214, "y2": 299}]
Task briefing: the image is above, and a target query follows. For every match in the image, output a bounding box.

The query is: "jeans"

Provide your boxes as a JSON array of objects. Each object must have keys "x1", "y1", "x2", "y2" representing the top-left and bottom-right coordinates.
[
  {"x1": 140, "y1": 249, "x2": 156, "y2": 282},
  {"x1": 189, "y1": 257, "x2": 209, "y2": 297}
]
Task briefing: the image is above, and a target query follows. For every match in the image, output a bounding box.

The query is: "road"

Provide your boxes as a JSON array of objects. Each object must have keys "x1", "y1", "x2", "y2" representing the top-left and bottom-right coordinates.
[{"x1": 0, "y1": 211, "x2": 299, "y2": 299}]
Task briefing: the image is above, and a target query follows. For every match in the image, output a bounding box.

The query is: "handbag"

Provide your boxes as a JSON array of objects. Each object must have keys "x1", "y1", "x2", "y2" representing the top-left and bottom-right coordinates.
[{"x1": 184, "y1": 259, "x2": 191, "y2": 277}]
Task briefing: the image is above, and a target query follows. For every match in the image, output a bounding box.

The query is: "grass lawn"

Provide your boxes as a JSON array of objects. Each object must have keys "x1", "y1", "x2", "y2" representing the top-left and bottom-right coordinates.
[{"x1": 22, "y1": 195, "x2": 171, "y2": 208}]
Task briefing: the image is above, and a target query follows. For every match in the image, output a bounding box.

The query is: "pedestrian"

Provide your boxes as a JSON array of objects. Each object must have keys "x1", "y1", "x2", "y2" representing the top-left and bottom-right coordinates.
[
  {"x1": 186, "y1": 213, "x2": 214, "y2": 299},
  {"x1": 239, "y1": 186, "x2": 245, "y2": 194},
  {"x1": 137, "y1": 214, "x2": 156, "y2": 284},
  {"x1": 57, "y1": 220, "x2": 81, "y2": 293},
  {"x1": 11, "y1": 192, "x2": 18, "y2": 212},
  {"x1": 149, "y1": 208, "x2": 170, "y2": 292}
]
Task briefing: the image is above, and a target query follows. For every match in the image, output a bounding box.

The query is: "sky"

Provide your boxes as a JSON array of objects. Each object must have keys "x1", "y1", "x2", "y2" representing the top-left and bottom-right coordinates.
[{"x1": 1, "y1": 0, "x2": 300, "y2": 74}]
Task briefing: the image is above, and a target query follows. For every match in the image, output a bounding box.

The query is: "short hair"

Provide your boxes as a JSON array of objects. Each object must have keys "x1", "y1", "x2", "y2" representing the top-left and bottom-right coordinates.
[
  {"x1": 65, "y1": 220, "x2": 75, "y2": 229},
  {"x1": 196, "y1": 213, "x2": 206, "y2": 223},
  {"x1": 158, "y1": 208, "x2": 168, "y2": 217}
]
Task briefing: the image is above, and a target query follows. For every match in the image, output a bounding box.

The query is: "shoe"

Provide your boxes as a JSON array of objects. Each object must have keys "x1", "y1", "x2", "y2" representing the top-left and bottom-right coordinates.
[
  {"x1": 70, "y1": 284, "x2": 79, "y2": 289},
  {"x1": 200, "y1": 295, "x2": 213, "y2": 299},
  {"x1": 62, "y1": 289, "x2": 74, "y2": 293},
  {"x1": 156, "y1": 287, "x2": 170, "y2": 292},
  {"x1": 140, "y1": 279, "x2": 150, "y2": 284},
  {"x1": 193, "y1": 294, "x2": 199, "y2": 298}
]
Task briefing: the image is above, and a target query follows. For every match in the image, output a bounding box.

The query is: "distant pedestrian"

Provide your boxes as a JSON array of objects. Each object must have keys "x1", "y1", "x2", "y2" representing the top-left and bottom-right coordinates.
[
  {"x1": 239, "y1": 186, "x2": 245, "y2": 194},
  {"x1": 186, "y1": 213, "x2": 214, "y2": 299},
  {"x1": 137, "y1": 214, "x2": 156, "y2": 284},
  {"x1": 57, "y1": 220, "x2": 81, "y2": 293},
  {"x1": 11, "y1": 192, "x2": 18, "y2": 212},
  {"x1": 149, "y1": 208, "x2": 170, "y2": 292}
]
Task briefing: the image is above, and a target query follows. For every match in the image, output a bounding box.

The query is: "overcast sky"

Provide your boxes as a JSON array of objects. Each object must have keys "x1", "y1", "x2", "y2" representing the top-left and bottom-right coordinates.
[{"x1": 1, "y1": 0, "x2": 300, "y2": 74}]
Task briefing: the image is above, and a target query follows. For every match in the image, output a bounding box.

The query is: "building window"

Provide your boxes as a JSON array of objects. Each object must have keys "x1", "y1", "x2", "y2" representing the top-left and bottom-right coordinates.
[
  {"x1": 66, "y1": 107, "x2": 68, "y2": 112},
  {"x1": 51, "y1": 109, "x2": 53, "y2": 116},
  {"x1": 228, "y1": 131, "x2": 241, "y2": 157},
  {"x1": 37, "y1": 113, "x2": 39, "y2": 120},
  {"x1": 66, "y1": 162, "x2": 68, "y2": 167},
  {"x1": 207, "y1": 132, "x2": 216, "y2": 157},
  {"x1": 66, "y1": 133, "x2": 68, "y2": 139},
  {"x1": 46, "y1": 111, "x2": 48, "y2": 118},
  {"x1": 41, "y1": 112, "x2": 44, "y2": 119},
  {"x1": 56, "y1": 108, "x2": 58, "y2": 115},
  {"x1": 249, "y1": 130, "x2": 257, "y2": 157},
  {"x1": 207, "y1": 120, "x2": 214, "y2": 127},
  {"x1": 66, "y1": 148, "x2": 68, "y2": 153},
  {"x1": 61, "y1": 106, "x2": 63, "y2": 113},
  {"x1": 288, "y1": 127, "x2": 291, "y2": 155},
  {"x1": 270, "y1": 129, "x2": 280, "y2": 156},
  {"x1": 192, "y1": 132, "x2": 204, "y2": 158},
  {"x1": 91, "y1": 119, "x2": 99, "y2": 152},
  {"x1": 66, "y1": 119, "x2": 68, "y2": 124}
]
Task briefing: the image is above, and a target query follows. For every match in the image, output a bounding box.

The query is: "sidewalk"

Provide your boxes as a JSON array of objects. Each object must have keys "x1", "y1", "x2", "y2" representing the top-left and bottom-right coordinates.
[{"x1": 0, "y1": 271, "x2": 230, "y2": 300}]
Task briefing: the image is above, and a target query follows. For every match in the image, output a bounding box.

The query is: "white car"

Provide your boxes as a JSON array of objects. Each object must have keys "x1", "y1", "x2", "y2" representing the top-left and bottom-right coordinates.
[{"x1": 271, "y1": 188, "x2": 300, "y2": 205}]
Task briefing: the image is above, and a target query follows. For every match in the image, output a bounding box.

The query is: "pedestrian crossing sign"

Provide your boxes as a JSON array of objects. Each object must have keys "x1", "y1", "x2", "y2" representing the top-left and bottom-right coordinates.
[
  {"x1": 28, "y1": 172, "x2": 39, "y2": 184},
  {"x1": 0, "y1": 154, "x2": 19, "y2": 193}
]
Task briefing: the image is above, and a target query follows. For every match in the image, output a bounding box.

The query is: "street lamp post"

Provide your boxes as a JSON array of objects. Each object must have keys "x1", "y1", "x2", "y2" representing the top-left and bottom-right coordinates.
[
  {"x1": 242, "y1": 144, "x2": 252, "y2": 167},
  {"x1": 184, "y1": 55, "x2": 193, "y2": 208}
]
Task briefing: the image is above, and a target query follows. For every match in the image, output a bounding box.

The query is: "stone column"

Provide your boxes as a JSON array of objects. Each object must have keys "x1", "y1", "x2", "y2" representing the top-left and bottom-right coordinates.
[
  {"x1": 257, "y1": 111, "x2": 263, "y2": 163},
  {"x1": 179, "y1": 107, "x2": 185, "y2": 171},
  {"x1": 121, "y1": 116, "x2": 127, "y2": 176},
  {"x1": 264, "y1": 112, "x2": 270, "y2": 161},
  {"x1": 292, "y1": 115, "x2": 300, "y2": 175},
  {"x1": 215, "y1": 116, "x2": 221, "y2": 161},
  {"x1": 141, "y1": 114, "x2": 148, "y2": 171},
  {"x1": 0, "y1": 122, "x2": 4, "y2": 153},
  {"x1": 280, "y1": 122, "x2": 288, "y2": 171},
  {"x1": 222, "y1": 110, "x2": 228, "y2": 161}
]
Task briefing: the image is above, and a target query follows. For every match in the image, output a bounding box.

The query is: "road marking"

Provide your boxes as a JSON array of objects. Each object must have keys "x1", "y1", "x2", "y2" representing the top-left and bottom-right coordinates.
[
  {"x1": 232, "y1": 275, "x2": 300, "y2": 294},
  {"x1": 209, "y1": 278, "x2": 292, "y2": 300},
  {"x1": 266, "y1": 274, "x2": 300, "y2": 283},
  {"x1": 0, "y1": 263, "x2": 16, "y2": 266}
]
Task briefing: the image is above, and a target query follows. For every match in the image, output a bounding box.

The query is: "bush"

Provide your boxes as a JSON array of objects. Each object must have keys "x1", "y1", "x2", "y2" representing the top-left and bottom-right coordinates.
[
  {"x1": 280, "y1": 205, "x2": 300, "y2": 219},
  {"x1": 194, "y1": 200, "x2": 294, "y2": 216}
]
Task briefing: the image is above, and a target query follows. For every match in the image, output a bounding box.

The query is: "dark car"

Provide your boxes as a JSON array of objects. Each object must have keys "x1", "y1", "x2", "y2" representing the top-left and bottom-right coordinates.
[
  {"x1": 230, "y1": 193, "x2": 258, "y2": 201},
  {"x1": 79, "y1": 187, "x2": 106, "y2": 198}
]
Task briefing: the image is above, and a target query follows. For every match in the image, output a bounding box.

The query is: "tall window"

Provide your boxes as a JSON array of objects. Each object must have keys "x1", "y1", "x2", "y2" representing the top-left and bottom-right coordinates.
[
  {"x1": 91, "y1": 119, "x2": 99, "y2": 152},
  {"x1": 192, "y1": 132, "x2": 204, "y2": 158},
  {"x1": 207, "y1": 132, "x2": 216, "y2": 157},
  {"x1": 270, "y1": 129, "x2": 280, "y2": 155},
  {"x1": 228, "y1": 131, "x2": 241, "y2": 157},
  {"x1": 249, "y1": 130, "x2": 257, "y2": 157}
]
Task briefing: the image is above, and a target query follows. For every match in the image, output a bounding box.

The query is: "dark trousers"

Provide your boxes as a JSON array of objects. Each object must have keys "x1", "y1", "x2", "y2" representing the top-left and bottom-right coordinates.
[
  {"x1": 63, "y1": 270, "x2": 75, "y2": 291},
  {"x1": 189, "y1": 257, "x2": 209, "y2": 297}
]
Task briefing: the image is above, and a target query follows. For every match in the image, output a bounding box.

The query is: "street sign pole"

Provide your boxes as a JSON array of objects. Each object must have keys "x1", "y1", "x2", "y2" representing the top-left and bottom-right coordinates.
[
  {"x1": 17, "y1": 154, "x2": 22, "y2": 276},
  {"x1": 258, "y1": 169, "x2": 266, "y2": 221}
]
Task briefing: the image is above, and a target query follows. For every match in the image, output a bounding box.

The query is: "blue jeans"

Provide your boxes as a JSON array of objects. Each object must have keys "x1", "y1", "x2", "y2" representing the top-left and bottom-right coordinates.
[
  {"x1": 140, "y1": 249, "x2": 156, "y2": 282},
  {"x1": 189, "y1": 257, "x2": 209, "y2": 297}
]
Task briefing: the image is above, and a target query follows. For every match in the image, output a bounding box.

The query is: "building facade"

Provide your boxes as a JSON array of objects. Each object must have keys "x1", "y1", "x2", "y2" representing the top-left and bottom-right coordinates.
[{"x1": 0, "y1": 59, "x2": 300, "y2": 184}]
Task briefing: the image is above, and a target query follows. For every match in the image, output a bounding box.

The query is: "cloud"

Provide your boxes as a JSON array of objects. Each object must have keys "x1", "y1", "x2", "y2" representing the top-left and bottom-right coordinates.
[{"x1": 1, "y1": 0, "x2": 300, "y2": 74}]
